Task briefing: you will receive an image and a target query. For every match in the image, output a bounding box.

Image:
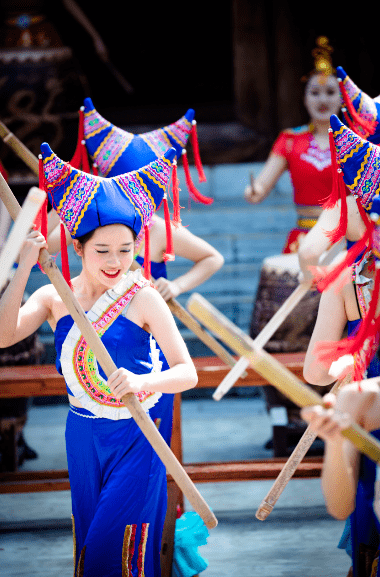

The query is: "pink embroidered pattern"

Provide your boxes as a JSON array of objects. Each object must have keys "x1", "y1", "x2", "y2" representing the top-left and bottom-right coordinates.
[
  {"x1": 72, "y1": 283, "x2": 156, "y2": 408},
  {"x1": 93, "y1": 126, "x2": 134, "y2": 176}
]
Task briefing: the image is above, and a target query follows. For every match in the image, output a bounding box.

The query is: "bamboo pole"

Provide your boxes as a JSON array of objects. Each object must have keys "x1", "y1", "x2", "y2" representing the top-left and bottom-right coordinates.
[
  {"x1": 213, "y1": 240, "x2": 345, "y2": 400},
  {"x1": 186, "y1": 293, "x2": 380, "y2": 464},
  {"x1": 0, "y1": 121, "x2": 39, "y2": 176},
  {"x1": 129, "y1": 260, "x2": 244, "y2": 372},
  {"x1": 0, "y1": 174, "x2": 217, "y2": 530},
  {"x1": 0, "y1": 187, "x2": 46, "y2": 292},
  {"x1": 255, "y1": 372, "x2": 352, "y2": 520}
]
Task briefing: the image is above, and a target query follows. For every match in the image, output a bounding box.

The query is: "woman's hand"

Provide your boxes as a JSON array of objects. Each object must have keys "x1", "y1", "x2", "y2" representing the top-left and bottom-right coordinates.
[
  {"x1": 107, "y1": 367, "x2": 146, "y2": 399},
  {"x1": 244, "y1": 182, "x2": 265, "y2": 204},
  {"x1": 154, "y1": 277, "x2": 180, "y2": 301},
  {"x1": 19, "y1": 229, "x2": 47, "y2": 270},
  {"x1": 301, "y1": 393, "x2": 352, "y2": 445}
]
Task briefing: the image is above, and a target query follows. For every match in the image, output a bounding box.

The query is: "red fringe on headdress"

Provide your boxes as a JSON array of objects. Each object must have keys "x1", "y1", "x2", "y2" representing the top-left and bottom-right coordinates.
[
  {"x1": 339, "y1": 80, "x2": 375, "y2": 137},
  {"x1": 314, "y1": 266, "x2": 380, "y2": 370},
  {"x1": 37, "y1": 156, "x2": 48, "y2": 240},
  {"x1": 60, "y1": 222, "x2": 73, "y2": 290},
  {"x1": 171, "y1": 162, "x2": 182, "y2": 227},
  {"x1": 162, "y1": 195, "x2": 175, "y2": 262},
  {"x1": 70, "y1": 108, "x2": 90, "y2": 173},
  {"x1": 322, "y1": 129, "x2": 341, "y2": 210},
  {"x1": 181, "y1": 150, "x2": 213, "y2": 205},
  {"x1": 143, "y1": 224, "x2": 151, "y2": 280},
  {"x1": 190, "y1": 121, "x2": 207, "y2": 183}
]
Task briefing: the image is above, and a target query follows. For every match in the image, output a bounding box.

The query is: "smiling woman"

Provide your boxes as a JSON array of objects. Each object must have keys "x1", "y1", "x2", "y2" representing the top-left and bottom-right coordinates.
[{"x1": 0, "y1": 142, "x2": 198, "y2": 576}]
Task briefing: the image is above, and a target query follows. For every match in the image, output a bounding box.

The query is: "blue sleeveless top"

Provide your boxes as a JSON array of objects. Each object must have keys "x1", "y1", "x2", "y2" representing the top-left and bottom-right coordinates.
[
  {"x1": 135, "y1": 255, "x2": 167, "y2": 280},
  {"x1": 55, "y1": 313, "x2": 166, "y2": 397}
]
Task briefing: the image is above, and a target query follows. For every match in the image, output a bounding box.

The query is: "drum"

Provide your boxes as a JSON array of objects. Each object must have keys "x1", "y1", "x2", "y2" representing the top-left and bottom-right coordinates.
[
  {"x1": 249, "y1": 253, "x2": 321, "y2": 353},
  {"x1": 249, "y1": 253, "x2": 328, "y2": 455}
]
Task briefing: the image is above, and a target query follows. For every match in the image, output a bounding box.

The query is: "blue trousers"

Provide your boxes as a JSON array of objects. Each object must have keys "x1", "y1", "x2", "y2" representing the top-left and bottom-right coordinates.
[{"x1": 65, "y1": 405, "x2": 167, "y2": 577}]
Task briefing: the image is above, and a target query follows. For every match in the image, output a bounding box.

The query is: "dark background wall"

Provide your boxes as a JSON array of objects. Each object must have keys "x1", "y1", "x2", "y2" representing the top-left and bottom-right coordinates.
[{"x1": 1, "y1": 0, "x2": 380, "y2": 170}]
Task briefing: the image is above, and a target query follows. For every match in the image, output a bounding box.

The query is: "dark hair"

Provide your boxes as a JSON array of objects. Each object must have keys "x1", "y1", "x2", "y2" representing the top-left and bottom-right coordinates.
[{"x1": 76, "y1": 225, "x2": 137, "y2": 248}]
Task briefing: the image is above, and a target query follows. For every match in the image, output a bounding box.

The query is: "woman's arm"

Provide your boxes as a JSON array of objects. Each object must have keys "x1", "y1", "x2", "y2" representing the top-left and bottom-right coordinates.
[
  {"x1": 303, "y1": 281, "x2": 348, "y2": 386},
  {"x1": 244, "y1": 154, "x2": 288, "y2": 204},
  {"x1": 302, "y1": 381, "x2": 380, "y2": 520},
  {"x1": 152, "y1": 217, "x2": 224, "y2": 301},
  {"x1": 107, "y1": 286, "x2": 198, "y2": 397},
  {"x1": 298, "y1": 196, "x2": 366, "y2": 283},
  {"x1": 0, "y1": 230, "x2": 51, "y2": 347},
  {"x1": 301, "y1": 390, "x2": 359, "y2": 520}
]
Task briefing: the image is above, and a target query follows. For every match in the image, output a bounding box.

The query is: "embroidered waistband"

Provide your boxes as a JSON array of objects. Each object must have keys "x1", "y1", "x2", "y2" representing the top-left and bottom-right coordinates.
[
  {"x1": 69, "y1": 405, "x2": 100, "y2": 419},
  {"x1": 297, "y1": 217, "x2": 318, "y2": 230}
]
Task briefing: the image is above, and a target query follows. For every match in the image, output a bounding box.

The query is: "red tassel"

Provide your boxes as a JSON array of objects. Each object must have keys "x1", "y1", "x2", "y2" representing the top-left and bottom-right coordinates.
[
  {"x1": 181, "y1": 150, "x2": 213, "y2": 205},
  {"x1": 70, "y1": 107, "x2": 84, "y2": 169},
  {"x1": 162, "y1": 195, "x2": 175, "y2": 262},
  {"x1": 143, "y1": 225, "x2": 151, "y2": 280},
  {"x1": 322, "y1": 129, "x2": 340, "y2": 210},
  {"x1": 171, "y1": 162, "x2": 182, "y2": 227},
  {"x1": 80, "y1": 140, "x2": 90, "y2": 173},
  {"x1": 60, "y1": 222, "x2": 73, "y2": 290},
  {"x1": 325, "y1": 170, "x2": 348, "y2": 244},
  {"x1": 310, "y1": 225, "x2": 371, "y2": 292},
  {"x1": 314, "y1": 267, "x2": 380, "y2": 368},
  {"x1": 35, "y1": 156, "x2": 48, "y2": 239},
  {"x1": 92, "y1": 163, "x2": 99, "y2": 176},
  {"x1": 190, "y1": 121, "x2": 207, "y2": 183},
  {"x1": 340, "y1": 80, "x2": 375, "y2": 137}
]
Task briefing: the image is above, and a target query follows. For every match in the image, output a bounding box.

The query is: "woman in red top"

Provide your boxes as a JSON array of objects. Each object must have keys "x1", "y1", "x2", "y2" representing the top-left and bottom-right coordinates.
[{"x1": 245, "y1": 42, "x2": 341, "y2": 253}]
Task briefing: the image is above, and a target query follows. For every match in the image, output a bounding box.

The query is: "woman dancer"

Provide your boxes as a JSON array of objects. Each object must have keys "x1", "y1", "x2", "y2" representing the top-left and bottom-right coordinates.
[
  {"x1": 0, "y1": 143, "x2": 198, "y2": 576},
  {"x1": 301, "y1": 382, "x2": 380, "y2": 577}
]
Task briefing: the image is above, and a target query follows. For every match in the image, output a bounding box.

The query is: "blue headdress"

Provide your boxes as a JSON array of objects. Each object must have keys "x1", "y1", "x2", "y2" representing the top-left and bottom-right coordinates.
[
  {"x1": 337, "y1": 66, "x2": 380, "y2": 144},
  {"x1": 82, "y1": 98, "x2": 212, "y2": 206},
  {"x1": 40, "y1": 142, "x2": 176, "y2": 281}
]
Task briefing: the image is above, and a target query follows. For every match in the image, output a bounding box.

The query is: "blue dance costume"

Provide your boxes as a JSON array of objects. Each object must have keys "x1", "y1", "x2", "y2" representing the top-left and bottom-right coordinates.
[
  {"x1": 338, "y1": 252, "x2": 380, "y2": 574},
  {"x1": 55, "y1": 271, "x2": 167, "y2": 577}
]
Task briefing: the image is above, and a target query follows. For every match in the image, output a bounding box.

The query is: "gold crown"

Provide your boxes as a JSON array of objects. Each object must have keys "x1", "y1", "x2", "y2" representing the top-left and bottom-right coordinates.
[{"x1": 312, "y1": 36, "x2": 334, "y2": 77}]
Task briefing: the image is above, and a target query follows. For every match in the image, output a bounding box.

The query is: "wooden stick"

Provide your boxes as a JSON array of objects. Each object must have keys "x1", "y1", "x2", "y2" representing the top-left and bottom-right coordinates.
[
  {"x1": 0, "y1": 121, "x2": 39, "y2": 176},
  {"x1": 186, "y1": 293, "x2": 380, "y2": 464},
  {"x1": 213, "y1": 241, "x2": 345, "y2": 400},
  {"x1": 255, "y1": 372, "x2": 352, "y2": 521},
  {"x1": 129, "y1": 260, "x2": 244, "y2": 373},
  {"x1": 0, "y1": 174, "x2": 217, "y2": 530},
  {"x1": 0, "y1": 187, "x2": 46, "y2": 292}
]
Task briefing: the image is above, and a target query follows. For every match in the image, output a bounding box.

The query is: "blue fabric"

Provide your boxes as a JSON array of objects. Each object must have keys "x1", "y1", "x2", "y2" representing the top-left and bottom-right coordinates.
[
  {"x1": 172, "y1": 512, "x2": 209, "y2": 577},
  {"x1": 56, "y1": 317, "x2": 168, "y2": 576},
  {"x1": 346, "y1": 239, "x2": 366, "y2": 263},
  {"x1": 135, "y1": 255, "x2": 167, "y2": 282},
  {"x1": 351, "y1": 429, "x2": 380, "y2": 576}
]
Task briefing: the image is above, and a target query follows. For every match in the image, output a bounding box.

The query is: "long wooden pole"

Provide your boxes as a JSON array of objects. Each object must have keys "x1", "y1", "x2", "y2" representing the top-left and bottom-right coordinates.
[
  {"x1": 0, "y1": 175, "x2": 217, "y2": 530},
  {"x1": 186, "y1": 293, "x2": 380, "y2": 464},
  {"x1": 0, "y1": 187, "x2": 46, "y2": 292},
  {"x1": 0, "y1": 121, "x2": 39, "y2": 176},
  {"x1": 129, "y1": 260, "x2": 242, "y2": 371},
  {"x1": 213, "y1": 241, "x2": 345, "y2": 400},
  {"x1": 255, "y1": 372, "x2": 352, "y2": 520}
]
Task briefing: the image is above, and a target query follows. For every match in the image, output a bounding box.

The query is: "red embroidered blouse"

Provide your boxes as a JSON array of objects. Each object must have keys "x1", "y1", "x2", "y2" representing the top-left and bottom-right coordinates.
[{"x1": 271, "y1": 125, "x2": 333, "y2": 207}]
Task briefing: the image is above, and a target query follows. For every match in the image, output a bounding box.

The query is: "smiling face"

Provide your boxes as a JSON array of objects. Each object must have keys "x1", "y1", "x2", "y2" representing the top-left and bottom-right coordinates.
[
  {"x1": 304, "y1": 74, "x2": 341, "y2": 122},
  {"x1": 73, "y1": 224, "x2": 135, "y2": 288}
]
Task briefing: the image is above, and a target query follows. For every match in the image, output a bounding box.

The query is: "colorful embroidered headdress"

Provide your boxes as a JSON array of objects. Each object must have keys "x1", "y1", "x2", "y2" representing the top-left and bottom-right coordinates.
[
  {"x1": 313, "y1": 114, "x2": 380, "y2": 379},
  {"x1": 82, "y1": 97, "x2": 212, "y2": 205},
  {"x1": 40, "y1": 141, "x2": 177, "y2": 281},
  {"x1": 337, "y1": 66, "x2": 380, "y2": 144}
]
